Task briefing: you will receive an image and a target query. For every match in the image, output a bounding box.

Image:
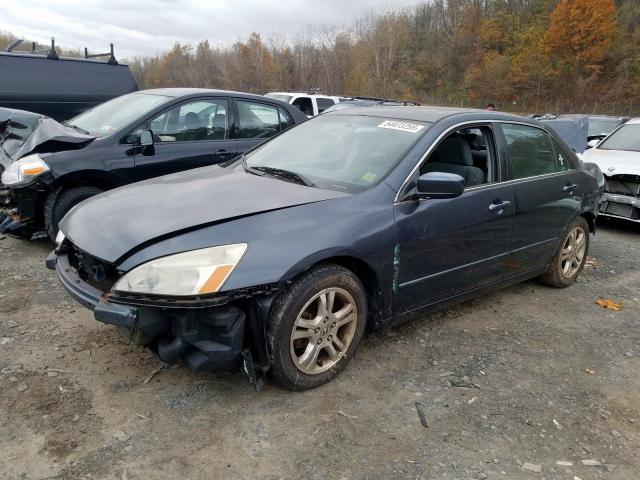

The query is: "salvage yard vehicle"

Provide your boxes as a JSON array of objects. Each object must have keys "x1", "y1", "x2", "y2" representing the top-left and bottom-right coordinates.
[
  {"x1": 264, "y1": 91, "x2": 343, "y2": 116},
  {"x1": 582, "y1": 118, "x2": 640, "y2": 223},
  {"x1": 47, "y1": 107, "x2": 601, "y2": 390},
  {"x1": 586, "y1": 115, "x2": 630, "y2": 144},
  {"x1": 0, "y1": 88, "x2": 306, "y2": 240}
]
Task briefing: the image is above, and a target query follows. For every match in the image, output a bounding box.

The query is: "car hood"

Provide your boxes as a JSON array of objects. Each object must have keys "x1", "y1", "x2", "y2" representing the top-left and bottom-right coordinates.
[
  {"x1": 582, "y1": 148, "x2": 640, "y2": 176},
  {"x1": 61, "y1": 164, "x2": 350, "y2": 264},
  {"x1": 0, "y1": 107, "x2": 94, "y2": 169}
]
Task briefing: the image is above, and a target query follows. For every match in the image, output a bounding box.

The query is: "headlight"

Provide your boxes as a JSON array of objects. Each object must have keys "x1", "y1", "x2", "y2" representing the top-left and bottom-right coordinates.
[
  {"x1": 113, "y1": 244, "x2": 247, "y2": 296},
  {"x1": 0, "y1": 154, "x2": 50, "y2": 187}
]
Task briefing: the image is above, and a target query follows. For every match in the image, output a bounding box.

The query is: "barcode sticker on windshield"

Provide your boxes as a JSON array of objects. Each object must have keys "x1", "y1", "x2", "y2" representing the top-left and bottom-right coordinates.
[{"x1": 378, "y1": 120, "x2": 424, "y2": 133}]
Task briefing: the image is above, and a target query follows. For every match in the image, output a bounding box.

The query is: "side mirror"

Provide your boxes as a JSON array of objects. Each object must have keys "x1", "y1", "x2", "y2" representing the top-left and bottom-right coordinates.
[
  {"x1": 416, "y1": 172, "x2": 465, "y2": 199},
  {"x1": 586, "y1": 139, "x2": 600, "y2": 149},
  {"x1": 139, "y1": 130, "x2": 154, "y2": 146}
]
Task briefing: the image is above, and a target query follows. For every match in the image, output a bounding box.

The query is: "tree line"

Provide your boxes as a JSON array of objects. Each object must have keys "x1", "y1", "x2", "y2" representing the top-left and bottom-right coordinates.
[{"x1": 2, "y1": 0, "x2": 639, "y2": 115}]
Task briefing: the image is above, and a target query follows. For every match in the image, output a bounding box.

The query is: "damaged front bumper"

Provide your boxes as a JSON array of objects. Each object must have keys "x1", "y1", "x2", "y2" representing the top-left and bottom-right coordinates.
[
  {"x1": 598, "y1": 192, "x2": 640, "y2": 223},
  {"x1": 0, "y1": 186, "x2": 45, "y2": 238},
  {"x1": 46, "y1": 252, "x2": 276, "y2": 381}
]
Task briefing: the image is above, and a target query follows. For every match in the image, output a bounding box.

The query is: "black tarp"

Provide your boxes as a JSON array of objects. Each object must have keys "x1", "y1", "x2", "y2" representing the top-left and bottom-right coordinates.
[{"x1": 538, "y1": 115, "x2": 589, "y2": 154}]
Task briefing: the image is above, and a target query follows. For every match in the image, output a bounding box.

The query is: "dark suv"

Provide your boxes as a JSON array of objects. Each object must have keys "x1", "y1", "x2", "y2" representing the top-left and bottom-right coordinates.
[{"x1": 0, "y1": 88, "x2": 306, "y2": 239}]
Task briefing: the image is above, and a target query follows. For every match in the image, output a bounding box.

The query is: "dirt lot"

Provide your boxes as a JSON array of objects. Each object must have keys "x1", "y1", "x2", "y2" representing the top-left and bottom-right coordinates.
[{"x1": 0, "y1": 219, "x2": 638, "y2": 480}]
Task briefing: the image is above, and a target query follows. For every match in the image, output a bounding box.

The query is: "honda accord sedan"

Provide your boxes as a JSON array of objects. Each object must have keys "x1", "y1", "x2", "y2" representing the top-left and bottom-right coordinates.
[{"x1": 47, "y1": 107, "x2": 601, "y2": 390}]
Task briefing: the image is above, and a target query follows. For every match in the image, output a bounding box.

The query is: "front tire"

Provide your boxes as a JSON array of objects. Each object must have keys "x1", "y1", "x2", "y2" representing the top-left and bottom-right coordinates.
[
  {"x1": 44, "y1": 186, "x2": 103, "y2": 241},
  {"x1": 539, "y1": 216, "x2": 590, "y2": 288},
  {"x1": 267, "y1": 264, "x2": 367, "y2": 390}
]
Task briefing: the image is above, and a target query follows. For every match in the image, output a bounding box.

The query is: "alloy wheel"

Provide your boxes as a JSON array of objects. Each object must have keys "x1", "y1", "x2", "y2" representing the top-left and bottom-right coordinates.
[
  {"x1": 560, "y1": 225, "x2": 586, "y2": 278},
  {"x1": 290, "y1": 287, "x2": 358, "y2": 375}
]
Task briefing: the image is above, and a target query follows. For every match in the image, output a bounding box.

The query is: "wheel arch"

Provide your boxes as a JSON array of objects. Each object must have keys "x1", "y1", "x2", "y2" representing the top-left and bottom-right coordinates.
[
  {"x1": 50, "y1": 170, "x2": 120, "y2": 194},
  {"x1": 285, "y1": 254, "x2": 384, "y2": 328}
]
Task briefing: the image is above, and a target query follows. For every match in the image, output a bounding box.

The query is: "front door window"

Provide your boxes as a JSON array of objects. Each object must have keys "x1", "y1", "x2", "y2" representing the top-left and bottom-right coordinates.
[{"x1": 149, "y1": 99, "x2": 229, "y2": 142}]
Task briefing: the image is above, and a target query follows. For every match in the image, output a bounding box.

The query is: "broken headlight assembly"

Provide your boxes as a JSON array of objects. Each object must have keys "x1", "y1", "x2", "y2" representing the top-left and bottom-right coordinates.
[
  {"x1": 0, "y1": 154, "x2": 51, "y2": 187},
  {"x1": 113, "y1": 244, "x2": 248, "y2": 296}
]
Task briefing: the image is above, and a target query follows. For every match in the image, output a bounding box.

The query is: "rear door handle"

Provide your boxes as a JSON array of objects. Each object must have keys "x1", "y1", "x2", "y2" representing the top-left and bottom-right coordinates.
[
  {"x1": 216, "y1": 149, "x2": 230, "y2": 155},
  {"x1": 563, "y1": 183, "x2": 578, "y2": 193},
  {"x1": 489, "y1": 200, "x2": 512, "y2": 212}
]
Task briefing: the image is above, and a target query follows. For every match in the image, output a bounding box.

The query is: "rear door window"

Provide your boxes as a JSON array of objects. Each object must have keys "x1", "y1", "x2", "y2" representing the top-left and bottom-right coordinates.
[
  {"x1": 500, "y1": 124, "x2": 559, "y2": 179},
  {"x1": 237, "y1": 101, "x2": 280, "y2": 139},
  {"x1": 278, "y1": 107, "x2": 295, "y2": 131},
  {"x1": 550, "y1": 138, "x2": 574, "y2": 172}
]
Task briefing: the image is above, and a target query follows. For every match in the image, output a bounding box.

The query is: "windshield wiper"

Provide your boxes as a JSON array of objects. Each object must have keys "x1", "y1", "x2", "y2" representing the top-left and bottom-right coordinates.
[
  {"x1": 242, "y1": 158, "x2": 315, "y2": 187},
  {"x1": 62, "y1": 122, "x2": 91, "y2": 135},
  {"x1": 252, "y1": 166, "x2": 316, "y2": 187}
]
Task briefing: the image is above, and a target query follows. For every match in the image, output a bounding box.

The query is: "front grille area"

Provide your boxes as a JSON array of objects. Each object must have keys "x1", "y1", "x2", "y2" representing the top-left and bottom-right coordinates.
[
  {"x1": 605, "y1": 202, "x2": 634, "y2": 218},
  {"x1": 605, "y1": 174, "x2": 640, "y2": 198},
  {"x1": 67, "y1": 245, "x2": 120, "y2": 292}
]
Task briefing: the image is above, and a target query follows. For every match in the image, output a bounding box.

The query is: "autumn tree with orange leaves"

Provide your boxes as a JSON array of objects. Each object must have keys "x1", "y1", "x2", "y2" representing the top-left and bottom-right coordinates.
[{"x1": 543, "y1": 0, "x2": 619, "y2": 79}]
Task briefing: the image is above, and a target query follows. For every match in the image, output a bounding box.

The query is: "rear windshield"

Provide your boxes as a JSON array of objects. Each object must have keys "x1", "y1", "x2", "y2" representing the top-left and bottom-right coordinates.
[
  {"x1": 598, "y1": 123, "x2": 640, "y2": 152},
  {"x1": 68, "y1": 92, "x2": 170, "y2": 137},
  {"x1": 244, "y1": 115, "x2": 429, "y2": 193}
]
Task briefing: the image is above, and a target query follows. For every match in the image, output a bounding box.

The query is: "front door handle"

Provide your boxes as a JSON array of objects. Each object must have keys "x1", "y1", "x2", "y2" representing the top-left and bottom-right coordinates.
[
  {"x1": 563, "y1": 183, "x2": 578, "y2": 194},
  {"x1": 489, "y1": 200, "x2": 512, "y2": 212},
  {"x1": 216, "y1": 148, "x2": 230, "y2": 155}
]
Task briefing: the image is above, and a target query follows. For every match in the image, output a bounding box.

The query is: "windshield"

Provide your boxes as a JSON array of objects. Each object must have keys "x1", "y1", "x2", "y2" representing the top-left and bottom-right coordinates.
[
  {"x1": 244, "y1": 115, "x2": 429, "y2": 192},
  {"x1": 264, "y1": 93, "x2": 293, "y2": 103},
  {"x1": 588, "y1": 118, "x2": 620, "y2": 137},
  {"x1": 68, "y1": 92, "x2": 171, "y2": 137},
  {"x1": 598, "y1": 123, "x2": 640, "y2": 152}
]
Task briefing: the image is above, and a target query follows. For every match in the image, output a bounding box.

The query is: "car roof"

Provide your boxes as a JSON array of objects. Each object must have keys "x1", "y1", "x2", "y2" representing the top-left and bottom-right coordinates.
[
  {"x1": 625, "y1": 118, "x2": 640, "y2": 124},
  {"x1": 268, "y1": 91, "x2": 338, "y2": 98},
  {"x1": 137, "y1": 88, "x2": 280, "y2": 101},
  {"x1": 326, "y1": 105, "x2": 530, "y2": 124}
]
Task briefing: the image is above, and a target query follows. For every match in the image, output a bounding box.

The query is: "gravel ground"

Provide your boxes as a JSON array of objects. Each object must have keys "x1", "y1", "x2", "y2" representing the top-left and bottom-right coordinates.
[{"x1": 0, "y1": 218, "x2": 638, "y2": 480}]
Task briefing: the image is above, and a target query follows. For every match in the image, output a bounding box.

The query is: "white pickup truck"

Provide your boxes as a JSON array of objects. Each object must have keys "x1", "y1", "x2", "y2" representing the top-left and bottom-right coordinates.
[{"x1": 264, "y1": 92, "x2": 343, "y2": 117}]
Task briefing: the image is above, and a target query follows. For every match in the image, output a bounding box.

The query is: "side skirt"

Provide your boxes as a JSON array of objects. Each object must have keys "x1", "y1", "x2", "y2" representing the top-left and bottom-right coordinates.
[{"x1": 380, "y1": 266, "x2": 549, "y2": 330}]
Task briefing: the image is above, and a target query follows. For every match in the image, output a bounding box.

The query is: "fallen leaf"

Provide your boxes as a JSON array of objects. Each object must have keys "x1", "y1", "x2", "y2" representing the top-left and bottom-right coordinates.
[
  {"x1": 584, "y1": 256, "x2": 598, "y2": 268},
  {"x1": 595, "y1": 299, "x2": 623, "y2": 311},
  {"x1": 585, "y1": 368, "x2": 597, "y2": 375}
]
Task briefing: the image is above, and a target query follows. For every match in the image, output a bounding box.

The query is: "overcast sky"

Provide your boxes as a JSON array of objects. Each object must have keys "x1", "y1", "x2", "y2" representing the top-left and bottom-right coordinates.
[{"x1": 1, "y1": 0, "x2": 424, "y2": 59}]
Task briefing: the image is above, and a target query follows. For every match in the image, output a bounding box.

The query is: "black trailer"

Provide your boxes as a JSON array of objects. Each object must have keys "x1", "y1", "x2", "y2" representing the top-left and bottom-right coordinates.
[{"x1": 0, "y1": 39, "x2": 138, "y2": 121}]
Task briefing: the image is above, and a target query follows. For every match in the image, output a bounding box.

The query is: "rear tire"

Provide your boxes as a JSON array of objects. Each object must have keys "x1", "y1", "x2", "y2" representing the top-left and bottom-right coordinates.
[
  {"x1": 44, "y1": 186, "x2": 103, "y2": 241},
  {"x1": 267, "y1": 264, "x2": 367, "y2": 390},
  {"x1": 539, "y1": 216, "x2": 589, "y2": 288}
]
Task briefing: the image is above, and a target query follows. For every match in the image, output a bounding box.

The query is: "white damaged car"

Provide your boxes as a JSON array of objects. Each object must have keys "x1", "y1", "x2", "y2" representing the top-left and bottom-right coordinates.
[{"x1": 582, "y1": 118, "x2": 640, "y2": 223}]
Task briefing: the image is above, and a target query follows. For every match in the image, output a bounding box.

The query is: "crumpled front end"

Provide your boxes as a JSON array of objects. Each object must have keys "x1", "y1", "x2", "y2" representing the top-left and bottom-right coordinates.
[
  {"x1": 47, "y1": 239, "x2": 280, "y2": 389},
  {"x1": 599, "y1": 174, "x2": 640, "y2": 222},
  {"x1": 1, "y1": 107, "x2": 94, "y2": 170}
]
